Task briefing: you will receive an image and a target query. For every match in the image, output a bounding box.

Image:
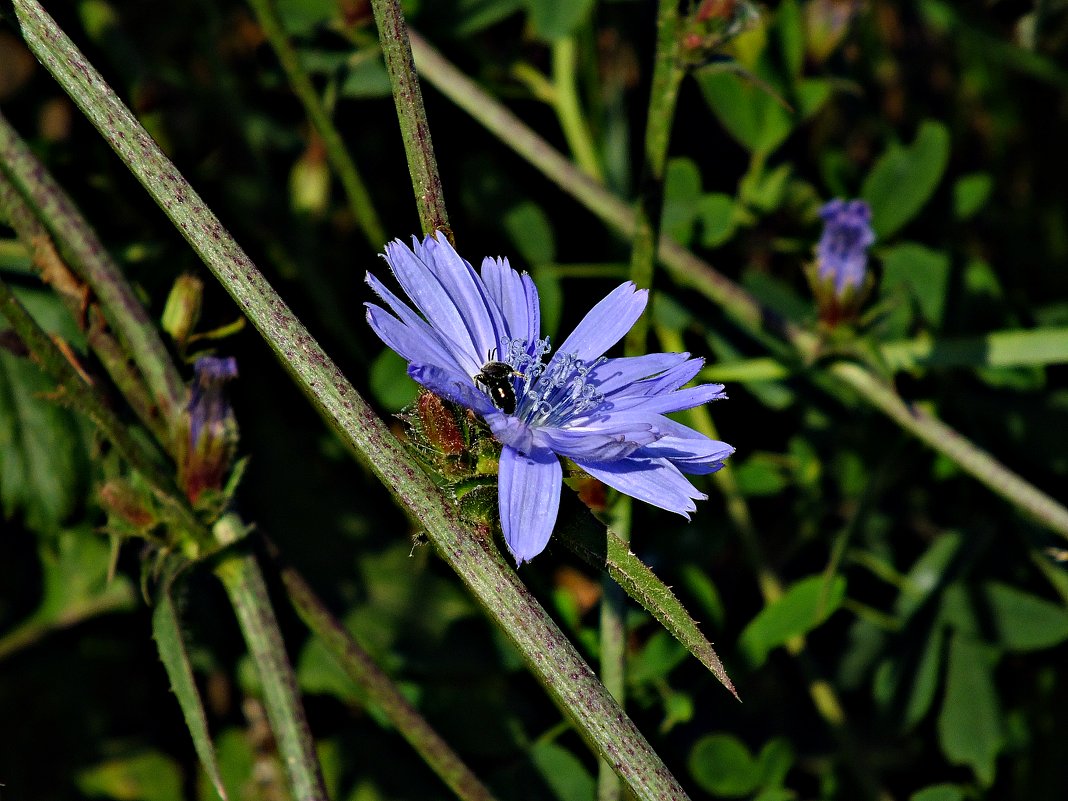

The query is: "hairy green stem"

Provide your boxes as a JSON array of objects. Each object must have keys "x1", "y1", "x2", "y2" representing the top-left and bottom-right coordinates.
[
  {"x1": 0, "y1": 110, "x2": 186, "y2": 448},
  {"x1": 0, "y1": 173, "x2": 166, "y2": 442},
  {"x1": 551, "y1": 37, "x2": 604, "y2": 182},
  {"x1": 830, "y1": 361, "x2": 1068, "y2": 535},
  {"x1": 245, "y1": 0, "x2": 386, "y2": 247},
  {"x1": 596, "y1": 497, "x2": 629, "y2": 801},
  {"x1": 269, "y1": 542, "x2": 501, "y2": 801},
  {"x1": 0, "y1": 274, "x2": 207, "y2": 546},
  {"x1": 214, "y1": 548, "x2": 328, "y2": 801},
  {"x1": 369, "y1": 0, "x2": 449, "y2": 236},
  {"x1": 599, "y1": 6, "x2": 685, "y2": 797},
  {"x1": 12, "y1": 4, "x2": 693, "y2": 796},
  {"x1": 624, "y1": 0, "x2": 684, "y2": 356},
  {"x1": 408, "y1": 30, "x2": 1068, "y2": 541}
]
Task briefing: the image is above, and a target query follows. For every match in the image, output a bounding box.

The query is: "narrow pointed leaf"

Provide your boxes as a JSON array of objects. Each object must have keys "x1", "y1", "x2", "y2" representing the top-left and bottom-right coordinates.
[
  {"x1": 557, "y1": 500, "x2": 737, "y2": 698},
  {"x1": 152, "y1": 577, "x2": 228, "y2": 801}
]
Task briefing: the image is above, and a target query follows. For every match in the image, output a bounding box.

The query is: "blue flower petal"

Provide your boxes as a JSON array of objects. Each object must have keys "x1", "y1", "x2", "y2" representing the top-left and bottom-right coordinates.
[
  {"x1": 610, "y1": 382, "x2": 727, "y2": 414},
  {"x1": 577, "y1": 456, "x2": 706, "y2": 517},
  {"x1": 588, "y1": 352, "x2": 690, "y2": 396},
  {"x1": 481, "y1": 257, "x2": 540, "y2": 353},
  {"x1": 365, "y1": 304, "x2": 465, "y2": 372},
  {"x1": 532, "y1": 425, "x2": 658, "y2": 461},
  {"x1": 554, "y1": 282, "x2": 648, "y2": 362},
  {"x1": 384, "y1": 239, "x2": 485, "y2": 375},
  {"x1": 641, "y1": 435, "x2": 735, "y2": 474},
  {"x1": 417, "y1": 235, "x2": 510, "y2": 362},
  {"x1": 499, "y1": 446, "x2": 562, "y2": 565},
  {"x1": 487, "y1": 414, "x2": 536, "y2": 455},
  {"x1": 408, "y1": 363, "x2": 498, "y2": 416}
]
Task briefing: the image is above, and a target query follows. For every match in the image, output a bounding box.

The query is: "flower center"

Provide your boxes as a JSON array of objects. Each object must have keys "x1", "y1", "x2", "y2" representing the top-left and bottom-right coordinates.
[{"x1": 502, "y1": 337, "x2": 605, "y2": 427}]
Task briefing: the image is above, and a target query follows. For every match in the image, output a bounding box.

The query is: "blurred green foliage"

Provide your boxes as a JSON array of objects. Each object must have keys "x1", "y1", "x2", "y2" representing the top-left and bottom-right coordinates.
[{"x1": 2, "y1": 0, "x2": 1068, "y2": 800}]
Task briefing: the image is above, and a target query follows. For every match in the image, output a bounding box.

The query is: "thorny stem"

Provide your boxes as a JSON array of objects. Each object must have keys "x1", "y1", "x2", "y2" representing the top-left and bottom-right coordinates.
[
  {"x1": 245, "y1": 0, "x2": 386, "y2": 247},
  {"x1": 214, "y1": 544, "x2": 329, "y2": 801},
  {"x1": 408, "y1": 30, "x2": 1068, "y2": 543},
  {"x1": 0, "y1": 110, "x2": 186, "y2": 450},
  {"x1": 0, "y1": 173, "x2": 166, "y2": 443},
  {"x1": 369, "y1": 0, "x2": 449, "y2": 237}
]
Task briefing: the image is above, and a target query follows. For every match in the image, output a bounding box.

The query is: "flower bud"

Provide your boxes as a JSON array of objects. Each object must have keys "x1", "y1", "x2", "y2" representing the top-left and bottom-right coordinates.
[
  {"x1": 805, "y1": 198, "x2": 876, "y2": 326},
  {"x1": 161, "y1": 274, "x2": 203, "y2": 353},
  {"x1": 179, "y1": 356, "x2": 239, "y2": 505}
]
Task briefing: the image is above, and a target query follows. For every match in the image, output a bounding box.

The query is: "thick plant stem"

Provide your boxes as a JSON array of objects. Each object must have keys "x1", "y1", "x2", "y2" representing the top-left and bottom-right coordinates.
[
  {"x1": 245, "y1": 0, "x2": 386, "y2": 247},
  {"x1": 369, "y1": 0, "x2": 449, "y2": 236},
  {"x1": 13, "y1": 4, "x2": 694, "y2": 796},
  {"x1": 0, "y1": 174, "x2": 166, "y2": 443},
  {"x1": 215, "y1": 549, "x2": 328, "y2": 801},
  {"x1": 0, "y1": 110, "x2": 186, "y2": 448},
  {"x1": 407, "y1": 30, "x2": 1068, "y2": 543},
  {"x1": 269, "y1": 542, "x2": 501, "y2": 801},
  {"x1": 0, "y1": 274, "x2": 208, "y2": 547}
]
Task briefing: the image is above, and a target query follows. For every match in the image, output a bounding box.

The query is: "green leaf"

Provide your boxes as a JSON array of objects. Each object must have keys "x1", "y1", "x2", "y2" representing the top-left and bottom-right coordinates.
[
  {"x1": 861, "y1": 121, "x2": 950, "y2": 238},
  {"x1": 777, "y1": 0, "x2": 804, "y2": 78},
  {"x1": 911, "y1": 784, "x2": 965, "y2": 801},
  {"x1": 880, "y1": 243, "x2": 951, "y2": 326},
  {"x1": 738, "y1": 574, "x2": 847, "y2": 668},
  {"x1": 529, "y1": 741, "x2": 595, "y2": 801},
  {"x1": 696, "y1": 67, "x2": 793, "y2": 155},
  {"x1": 688, "y1": 733, "x2": 762, "y2": 797},
  {"x1": 196, "y1": 729, "x2": 256, "y2": 801},
  {"x1": 339, "y1": 56, "x2": 393, "y2": 99},
  {"x1": 732, "y1": 454, "x2": 792, "y2": 497},
  {"x1": 276, "y1": 0, "x2": 336, "y2": 35},
  {"x1": 903, "y1": 622, "x2": 945, "y2": 729},
  {"x1": 795, "y1": 78, "x2": 833, "y2": 120},
  {"x1": 77, "y1": 751, "x2": 184, "y2": 801},
  {"x1": 937, "y1": 634, "x2": 1002, "y2": 785},
  {"x1": 896, "y1": 532, "x2": 962, "y2": 621},
  {"x1": 32, "y1": 528, "x2": 135, "y2": 624},
  {"x1": 557, "y1": 510, "x2": 737, "y2": 696},
  {"x1": 662, "y1": 158, "x2": 704, "y2": 247},
  {"x1": 369, "y1": 348, "x2": 419, "y2": 412},
  {"x1": 952, "y1": 173, "x2": 993, "y2": 220},
  {"x1": 981, "y1": 582, "x2": 1068, "y2": 652},
  {"x1": 524, "y1": 0, "x2": 595, "y2": 41},
  {"x1": 698, "y1": 192, "x2": 737, "y2": 247},
  {"x1": 503, "y1": 200, "x2": 556, "y2": 265},
  {"x1": 756, "y1": 738, "x2": 794, "y2": 787},
  {"x1": 153, "y1": 577, "x2": 228, "y2": 801},
  {"x1": 0, "y1": 327, "x2": 88, "y2": 531},
  {"x1": 446, "y1": 0, "x2": 526, "y2": 37},
  {"x1": 629, "y1": 629, "x2": 688, "y2": 685},
  {"x1": 880, "y1": 327, "x2": 1068, "y2": 371}
]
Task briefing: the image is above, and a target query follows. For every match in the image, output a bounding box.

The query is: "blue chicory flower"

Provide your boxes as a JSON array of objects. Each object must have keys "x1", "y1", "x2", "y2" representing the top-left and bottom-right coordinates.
[
  {"x1": 366, "y1": 233, "x2": 734, "y2": 565},
  {"x1": 816, "y1": 198, "x2": 876, "y2": 296}
]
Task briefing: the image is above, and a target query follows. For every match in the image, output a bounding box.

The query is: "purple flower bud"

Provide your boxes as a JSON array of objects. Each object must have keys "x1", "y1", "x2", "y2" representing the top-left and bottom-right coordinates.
[
  {"x1": 816, "y1": 198, "x2": 876, "y2": 296},
  {"x1": 182, "y1": 356, "x2": 239, "y2": 503}
]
